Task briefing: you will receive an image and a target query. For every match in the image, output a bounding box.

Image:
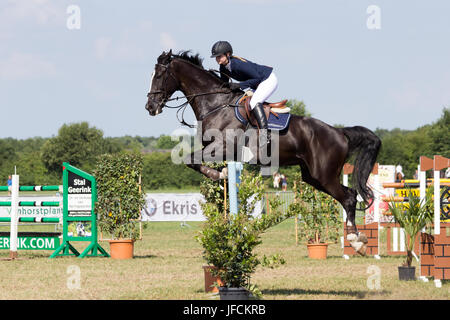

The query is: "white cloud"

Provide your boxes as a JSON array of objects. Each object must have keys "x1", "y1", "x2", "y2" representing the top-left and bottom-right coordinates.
[
  {"x1": 84, "y1": 79, "x2": 120, "y2": 101},
  {"x1": 0, "y1": 52, "x2": 56, "y2": 80},
  {"x1": 94, "y1": 37, "x2": 112, "y2": 60},
  {"x1": 0, "y1": 0, "x2": 63, "y2": 26},
  {"x1": 93, "y1": 36, "x2": 146, "y2": 62},
  {"x1": 160, "y1": 32, "x2": 177, "y2": 51},
  {"x1": 93, "y1": 20, "x2": 153, "y2": 62}
]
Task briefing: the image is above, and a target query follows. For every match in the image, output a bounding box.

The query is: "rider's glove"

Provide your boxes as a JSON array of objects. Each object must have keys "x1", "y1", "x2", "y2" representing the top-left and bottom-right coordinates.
[{"x1": 228, "y1": 82, "x2": 241, "y2": 91}]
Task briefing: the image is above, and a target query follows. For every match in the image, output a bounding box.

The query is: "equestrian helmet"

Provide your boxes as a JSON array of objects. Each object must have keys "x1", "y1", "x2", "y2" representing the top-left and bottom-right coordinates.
[{"x1": 210, "y1": 41, "x2": 233, "y2": 58}]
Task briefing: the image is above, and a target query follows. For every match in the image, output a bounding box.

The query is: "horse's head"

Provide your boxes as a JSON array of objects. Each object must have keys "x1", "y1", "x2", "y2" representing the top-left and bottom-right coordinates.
[{"x1": 145, "y1": 49, "x2": 179, "y2": 116}]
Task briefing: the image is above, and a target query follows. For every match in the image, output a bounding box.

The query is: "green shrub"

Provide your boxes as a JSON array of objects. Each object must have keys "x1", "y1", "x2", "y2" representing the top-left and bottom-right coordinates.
[
  {"x1": 197, "y1": 168, "x2": 295, "y2": 296},
  {"x1": 288, "y1": 173, "x2": 341, "y2": 244},
  {"x1": 94, "y1": 153, "x2": 146, "y2": 240}
]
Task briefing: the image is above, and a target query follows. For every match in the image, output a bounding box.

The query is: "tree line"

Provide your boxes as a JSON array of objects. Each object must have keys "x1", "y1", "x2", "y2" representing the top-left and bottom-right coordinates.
[{"x1": 0, "y1": 101, "x2": 448, "y2": 190}]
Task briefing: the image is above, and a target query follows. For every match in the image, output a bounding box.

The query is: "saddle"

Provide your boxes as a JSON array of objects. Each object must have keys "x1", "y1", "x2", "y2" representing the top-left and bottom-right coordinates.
[{"x1": 237, "y1": 95, "x2": 290, "y2": 129}]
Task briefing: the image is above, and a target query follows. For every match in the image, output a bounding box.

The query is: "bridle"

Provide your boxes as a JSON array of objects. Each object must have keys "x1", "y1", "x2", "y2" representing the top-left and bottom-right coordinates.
[
  {"x1": 146, "y1": 62, "x2": 180, "y2": 109},
  {"x1": 146, "y1": 58, "x2": 238, "y2": 128}
]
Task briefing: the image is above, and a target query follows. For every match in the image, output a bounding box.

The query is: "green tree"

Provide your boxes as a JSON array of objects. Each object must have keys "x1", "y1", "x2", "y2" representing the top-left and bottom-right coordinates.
[
  {"x1": 15, "y1": 151, "x2": 59, "y2": 185},
  {"x1": 428, "y1": 107, "x2": 450, "y2": 158},
  {"x1": 41, "y1": 122, "x2": 117, "y2": 176},
  {"x1": 286, "y1": 99, "x2": 311, "y2": 117},
  {"x1": 142, "y1": 152, "x2": 202, "y2": 190},
  {"x1": 108, "y1": 135, "x2": 144, "y2": 152},
  {"x1": 376, "y1": 126, "x2": 435, "y2": 178},
  {"x1": 155, "y1": 135, "x2": 179, "y2": 149},
  {"x1": 0, "y1": 139, "x2": 18, "y2": 181}
]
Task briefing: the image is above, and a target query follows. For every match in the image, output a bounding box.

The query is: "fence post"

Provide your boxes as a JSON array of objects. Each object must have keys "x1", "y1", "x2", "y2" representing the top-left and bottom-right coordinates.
[
  {"x1": 9, "y1": 174, "x2": 19, "y2": 259},
  {"x1": 227, "y1": 161, "x2": 242, "y2": 215}
]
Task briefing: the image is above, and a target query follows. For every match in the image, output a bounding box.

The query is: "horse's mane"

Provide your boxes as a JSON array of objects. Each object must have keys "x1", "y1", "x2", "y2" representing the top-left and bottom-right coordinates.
[
  {"x1": 173, "y1": 50, "x2": 204, "y2": 68},
  {"x1": 172, "y1": 50, "x2": 226, "y2": 82}
]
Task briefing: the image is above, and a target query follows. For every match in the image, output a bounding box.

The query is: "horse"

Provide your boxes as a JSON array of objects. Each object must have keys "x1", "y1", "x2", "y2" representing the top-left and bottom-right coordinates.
[{"x1": 145, "y1": 50, "x2": 381, "y2": 255}]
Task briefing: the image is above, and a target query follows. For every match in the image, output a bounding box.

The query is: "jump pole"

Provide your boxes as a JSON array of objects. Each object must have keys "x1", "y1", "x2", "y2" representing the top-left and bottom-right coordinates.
[
  {"x1": 227, "y1": 161, "x2": 243, "y2": 215},
  {"x1": 434, "y1": 157, "x2": 441, "y2": 235},
  {"x1": 9, "y1": 173, "x2": 19, "y2": 259}
]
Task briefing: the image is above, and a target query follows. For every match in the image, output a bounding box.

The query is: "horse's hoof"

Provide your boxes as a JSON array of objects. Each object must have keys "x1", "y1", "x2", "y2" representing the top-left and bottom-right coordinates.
[
  {"x1": 356, "y1": 242, "x2": 368, "y2": 256},
  {"x1": 219, "y1": 167, "x2": 228, "y2": 180},
  {"x1": 357, "y1": 232, "x2": 368, "y2": 244},
  {"x1": 349, "y1": 241, "x2": 367, "y2": 256},
  {"x1": 347, "y1": 233, "x2": 358, "y2": 242},
  {"x1": 206, "y1": 169, "x2": 221, "y2": 181},
  {"x1": 347, "y1": 233, "x2": 368, "y2": 256}
]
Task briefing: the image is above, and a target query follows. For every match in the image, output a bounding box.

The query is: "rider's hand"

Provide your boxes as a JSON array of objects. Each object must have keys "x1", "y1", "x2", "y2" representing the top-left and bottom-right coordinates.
[{"x1": 228, "y1": 82, "x2": 241, "y2": 91}]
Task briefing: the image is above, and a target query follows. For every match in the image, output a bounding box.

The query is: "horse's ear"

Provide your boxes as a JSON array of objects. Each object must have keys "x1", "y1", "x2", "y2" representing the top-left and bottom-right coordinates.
[{"x1": 168, "y1": 49, "x2": 172, "y2": 56}]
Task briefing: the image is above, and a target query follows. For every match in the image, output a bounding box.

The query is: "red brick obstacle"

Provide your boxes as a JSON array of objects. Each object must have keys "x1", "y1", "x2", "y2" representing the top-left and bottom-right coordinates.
[
  {"x1": 418, "y1": 156, "x2": 450, "y2": 287},
  {"x1": 342, "y1": 156, "x2": 450, "y2": 287}
]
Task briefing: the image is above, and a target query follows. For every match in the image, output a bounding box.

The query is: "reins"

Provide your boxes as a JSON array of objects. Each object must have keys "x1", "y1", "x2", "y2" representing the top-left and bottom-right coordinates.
[{"x1": 147, "y1": 60, "x2": 241, "y2": 128}]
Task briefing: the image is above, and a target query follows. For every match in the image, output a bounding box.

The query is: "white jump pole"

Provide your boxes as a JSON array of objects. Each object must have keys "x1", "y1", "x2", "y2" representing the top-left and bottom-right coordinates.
[
  {"x1": 9, "y1": 173, "x2": 19, "y2": 259},
  {"x1": 418, "y1": 157, "x2": 431, "y2": 282},
  {"x1": 373, "y1": 173, "x2": 380, "y2": 223},
  {"x1": 341, "y1": 173, "x2": 349, "y2": 259},
  {"x1": 419, "y1": 169, "x2": 426, "y2": 207},
  {"x1": 372, "y1": 169, "x2": 381, "y2": 259},
  {"x1": 342, "y1": 174, "x2": 348, "y2": 222},
  {"x1": 433, "y1": 168, "x2": 440, "y2": 235}
]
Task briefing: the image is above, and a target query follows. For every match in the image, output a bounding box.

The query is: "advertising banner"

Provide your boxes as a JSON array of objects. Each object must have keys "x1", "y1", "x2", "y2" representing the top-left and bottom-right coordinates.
[
  {"x1": 0, "y1": 234, "x2": 60, "y2": 250},
  {"x1": 67, "y1": 170, "x2": 93, "y2": 217},
  {"x1": 141, "y1": 193, "x2": 206, "y2": 222},
  {"x1": 141, "y1": 193, "x2": 262, "y2": 222},
  {"x1": 365, "y1": 165, "x2": 395, "y2": 223},
  {"x1": 0, "y1": 196, "x2": 62, "y2": 219}
]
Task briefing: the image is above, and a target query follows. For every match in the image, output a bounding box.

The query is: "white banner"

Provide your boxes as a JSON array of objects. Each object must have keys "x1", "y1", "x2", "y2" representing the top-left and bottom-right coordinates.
[
  {"x1": 141, "y1": 193, "x2": 205, "y2": 222},
  {"x1": 140, "y1": 193, "x2": 262, "y2": 222},
  {"x1": 0, "y1": 196, "x2": 63, "y2": 219},
  {"x1": 365, "y1": 165, "x2": 396, "y2": 224}
]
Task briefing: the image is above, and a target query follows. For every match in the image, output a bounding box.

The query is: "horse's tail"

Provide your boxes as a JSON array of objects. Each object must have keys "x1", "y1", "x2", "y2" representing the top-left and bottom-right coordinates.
[{"x1": 341, "y1": 126, "x2": 381, "y2": 204}]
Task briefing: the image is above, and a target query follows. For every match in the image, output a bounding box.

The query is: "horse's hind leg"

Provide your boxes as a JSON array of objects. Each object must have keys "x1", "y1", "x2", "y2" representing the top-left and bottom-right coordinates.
[{"x1": 339, "y1": 185, "x2": 368, "y2": 256}]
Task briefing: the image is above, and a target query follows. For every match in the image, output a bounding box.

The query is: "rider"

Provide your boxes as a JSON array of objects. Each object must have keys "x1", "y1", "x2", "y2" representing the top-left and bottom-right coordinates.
[{"x1": 210, "y1": 41, "x2": 277, "y2": 144}]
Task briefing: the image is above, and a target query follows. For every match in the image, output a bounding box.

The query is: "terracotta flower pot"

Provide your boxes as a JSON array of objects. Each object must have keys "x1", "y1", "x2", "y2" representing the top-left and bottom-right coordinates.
[
  {"x1": 108, "y1": 239, "x2": 134, "y2": 259},
  {"x1": 203, "y1": 266, "x2": 225, "y2": 293},
  {"x1": 306, "y1": 243, "x2": 328, "y2": 259}
]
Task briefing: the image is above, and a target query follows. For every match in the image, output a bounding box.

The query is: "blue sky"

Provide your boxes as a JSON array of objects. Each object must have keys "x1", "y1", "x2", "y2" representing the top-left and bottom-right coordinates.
[{"x1": 1, "y1": 0, "x2": 449, "y2": 139}]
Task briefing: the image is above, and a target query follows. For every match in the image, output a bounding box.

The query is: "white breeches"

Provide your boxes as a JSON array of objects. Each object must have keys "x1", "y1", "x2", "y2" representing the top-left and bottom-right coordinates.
[{"x1": 249, "y1": 72, "x2": 278, "y2": 109}]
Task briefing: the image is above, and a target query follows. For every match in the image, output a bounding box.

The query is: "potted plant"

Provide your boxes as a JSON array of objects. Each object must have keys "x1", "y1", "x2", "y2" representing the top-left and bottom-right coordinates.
[
  {"x1": 95, "y1": 153, "x2": 146, "y2": 259},
  {"x1": 289, "y1": 173, "x2": 341, "y2": 259},
  {"x1": 198, "y1": 162, "x2": 227, "y2": 292},
  {"x1": 388, "y1": 187, "x2": 433, "y2": 281},
  {"x1": 197, "y1": 168, "x2": 293, "y2": 299}
]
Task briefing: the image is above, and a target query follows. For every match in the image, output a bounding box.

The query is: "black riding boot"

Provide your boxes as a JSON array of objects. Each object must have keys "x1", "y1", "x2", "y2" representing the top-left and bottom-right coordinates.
[{"x1": 251, "y1": 103, "x2": 271, "y2": 146}]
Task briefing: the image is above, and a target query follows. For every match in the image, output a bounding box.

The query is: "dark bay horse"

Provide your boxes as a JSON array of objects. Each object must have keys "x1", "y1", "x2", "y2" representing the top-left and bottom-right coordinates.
[{"x1": 145, "y1": 50, "x2": 381, "y2": 255}]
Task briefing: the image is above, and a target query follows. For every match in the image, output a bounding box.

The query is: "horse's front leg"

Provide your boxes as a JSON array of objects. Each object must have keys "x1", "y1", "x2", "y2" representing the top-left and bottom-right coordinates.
[{"x1": 184, "y1": 140, "x2": 227, "y2": 181}]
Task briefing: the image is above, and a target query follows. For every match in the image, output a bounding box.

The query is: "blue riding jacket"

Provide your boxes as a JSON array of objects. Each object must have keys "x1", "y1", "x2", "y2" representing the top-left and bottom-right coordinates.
[{"x1": 219, "y1": 56, "x2": 273, "y2": 90}]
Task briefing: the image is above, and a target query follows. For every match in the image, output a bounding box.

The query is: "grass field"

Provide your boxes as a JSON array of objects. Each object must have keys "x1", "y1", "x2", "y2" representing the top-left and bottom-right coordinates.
[{"x1": 0, "y1": 219, "x2": 449, "y2": 300}]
